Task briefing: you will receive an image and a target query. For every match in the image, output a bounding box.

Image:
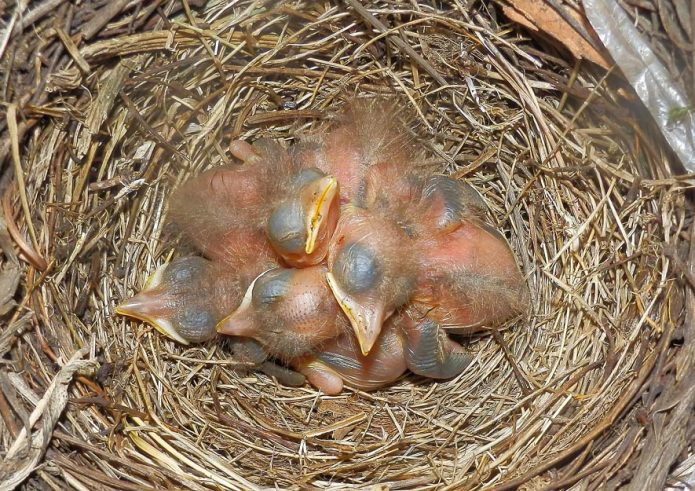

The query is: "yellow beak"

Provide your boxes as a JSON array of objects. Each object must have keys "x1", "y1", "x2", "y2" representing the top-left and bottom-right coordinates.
[
  {"x1": 116, "y1": 292, "x2": 190, "y2": 345},
  {"x1": 325, "y1": 271, "x2": 383, "y2": 356},
  {"x1": 216, "y1": 273, "x2": 258, "y2": 338},
  {"x1": 305, "y1": 176, "x2": 338, "y2": 254}
]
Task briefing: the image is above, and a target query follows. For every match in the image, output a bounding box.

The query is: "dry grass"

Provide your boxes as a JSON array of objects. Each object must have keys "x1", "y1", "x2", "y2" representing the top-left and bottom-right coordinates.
[{"x1": 0, "y1": 1, "x2": 693, "y2": 489}]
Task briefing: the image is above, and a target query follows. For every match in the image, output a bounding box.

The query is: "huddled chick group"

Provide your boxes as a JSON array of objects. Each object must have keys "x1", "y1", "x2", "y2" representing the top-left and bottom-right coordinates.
[{"x1": 117, "y1": 99, "x2": 529, "y2": 394}]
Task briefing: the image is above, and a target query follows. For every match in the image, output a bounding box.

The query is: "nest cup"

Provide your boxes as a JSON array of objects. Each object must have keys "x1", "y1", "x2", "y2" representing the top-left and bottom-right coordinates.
[{"x1": 2, "y1": 1, "x2": 692, "y2": 489}]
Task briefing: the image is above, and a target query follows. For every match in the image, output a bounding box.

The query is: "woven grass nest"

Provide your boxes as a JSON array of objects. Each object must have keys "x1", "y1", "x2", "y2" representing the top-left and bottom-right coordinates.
[{"x1": 2, "y1": 0, "x2": 694, "y2": 489}]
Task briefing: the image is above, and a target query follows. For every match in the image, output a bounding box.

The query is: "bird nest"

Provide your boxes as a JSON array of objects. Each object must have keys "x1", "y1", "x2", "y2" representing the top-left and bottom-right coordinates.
[{"x1": 1, "y1": 1, "x2": 693, "y2": 489}]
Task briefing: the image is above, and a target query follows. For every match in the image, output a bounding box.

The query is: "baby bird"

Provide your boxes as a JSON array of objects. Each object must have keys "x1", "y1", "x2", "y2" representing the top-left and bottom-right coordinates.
[
  {"x1": 412, "y1": 175, "x2": 529, "y2": 334},
  {"x1": 119, "y1": 98, "x2": 527, "y2": 395},
  {"x1": 116, "y1": 256, "x2": 244, "y2": 344},
  {"x1": 169, "y1": 139, "x2": 339, "y2": 270},
  {"x1": 311, "y1": 99, "x2": 439, "y2": 356},
  {"x1": 326, "y1": 204, "x2": 417, "y2": 356},
  {"x1": 217, "y1": 265, "x2": 350, "y2": 360},
  {"x1": 117, "y1": 142, "x2": 288, "y2": 345},
  {"x1": 325, "y1": 172, "x2": 527, "y2": 358}
]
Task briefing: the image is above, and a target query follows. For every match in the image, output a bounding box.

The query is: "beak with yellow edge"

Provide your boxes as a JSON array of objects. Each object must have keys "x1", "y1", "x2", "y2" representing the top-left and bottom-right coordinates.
[
  {"x1": 116, "y1": 265, "x2": 192, "y2": 345},
  {"x1": 304, "y1": 175, "x2": 339, "y2": 255},
  {"x1": 116, "y1": 257, "x2": 230, "y2": 345},
  {"x1": 266, "y1": 170, "x2": 339, "y2": 267},
  {"x1": 325, "y1": 270, "x2": 386, "y2": 356},
  {"x1": 216, "y1": 273, "x2": 259, "y2": 339}
]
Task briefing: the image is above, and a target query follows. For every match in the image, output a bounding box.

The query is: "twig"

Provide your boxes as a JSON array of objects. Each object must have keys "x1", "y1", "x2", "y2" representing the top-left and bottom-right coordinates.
[
  {"x1": 0, "y1": 389, "x2": 19, "y2": 439},
  {"x1": 11, "y1": 0, "x2": 68, "y2": 37},
  {"x1": 55, "y1": 27, "x2": 91, "y2": 74},
  {"x1": 0, "y1": 349, "x2": 96, "y2": 490},
  {"x1": 81, "y1": 0, "x2": 132, "y2": 40},
  {"x1": 491, "y1": 329, "x2": 533, "y2": 397},
  {"x1": 5, "y1": 105, "x2": 45, "y2": 269},
  {"x1": 0, "y1": 0, "x2": 27, "y2": 61},
  {"x1": 488, "y1": 352, "x2": 655, "y2": 490},
  {"x1": 2, "y1": 190, "x2": 47, "y2": 271},
  {"x1": 343, "y1": 0, "x2": 447, "y2": 86},
  {"x1": 663, "y1": 243, "x2": 695, "y2": 290}
]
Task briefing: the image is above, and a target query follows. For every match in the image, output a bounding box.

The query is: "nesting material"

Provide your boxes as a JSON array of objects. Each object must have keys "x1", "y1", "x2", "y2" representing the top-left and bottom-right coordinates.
[{"x1": 1, "y1": 1, "x2": 693, "y2": 489}]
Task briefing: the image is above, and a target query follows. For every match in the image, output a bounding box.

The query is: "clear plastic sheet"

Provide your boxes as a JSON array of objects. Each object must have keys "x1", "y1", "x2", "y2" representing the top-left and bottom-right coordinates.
[{"x1": 584, "y1": 0, "x2": 695, "y2": 172}]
